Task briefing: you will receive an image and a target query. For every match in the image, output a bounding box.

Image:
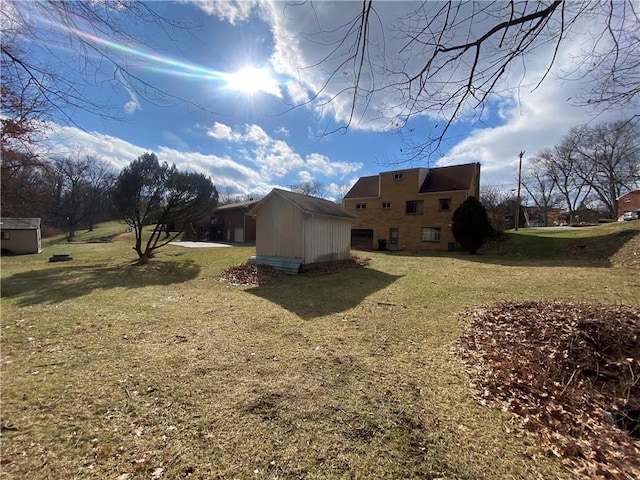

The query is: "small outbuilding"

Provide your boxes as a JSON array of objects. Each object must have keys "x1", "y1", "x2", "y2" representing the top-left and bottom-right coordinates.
[
  {"x1": 247, "y1": 189, "x2": 357, "y2": 273},
  {"x1": 211, "y1": 199, "x2": 260, "y2": 243},
  {"x1": 0, "y1": 218, "x2": 42, "y2": 254}
]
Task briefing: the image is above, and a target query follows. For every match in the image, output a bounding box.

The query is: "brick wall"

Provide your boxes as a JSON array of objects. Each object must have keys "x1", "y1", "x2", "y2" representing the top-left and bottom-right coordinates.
[{"x1": 344, "y1": 168, "x2": 478, "y2": 251}]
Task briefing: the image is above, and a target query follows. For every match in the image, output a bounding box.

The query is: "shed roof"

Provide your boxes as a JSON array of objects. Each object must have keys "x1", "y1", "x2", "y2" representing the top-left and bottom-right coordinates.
[
  {"x1": 0, "y1": 218, "x2": 41, "y2": 230},
  {"x1": 419, "y1": 163, "x2": 478, "y2": 193},
  {"x1": 249, "y1": 189, "x2": 357, "y2": 219},
  {"x1": 215, "y1": 199, "x2": 260, "y2": 211}
]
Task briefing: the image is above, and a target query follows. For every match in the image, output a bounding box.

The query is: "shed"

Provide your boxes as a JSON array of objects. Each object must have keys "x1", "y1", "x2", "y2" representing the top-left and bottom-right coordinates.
[
  {"x1": 247, "y1": 189, "x2": 357, "y2": 273},
  {"x1": 0, "y1": 218, "x2": 42, "y2": 254},
  {"x1": 211, "y1": 199, "x2": 259, "y2": 243}
]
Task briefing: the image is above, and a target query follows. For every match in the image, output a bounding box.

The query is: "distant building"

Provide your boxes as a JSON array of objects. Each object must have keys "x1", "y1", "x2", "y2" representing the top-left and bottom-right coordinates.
[
  {"x1": 343, "y1": 163, "x2": 481, "y2": 251},
  {"x1": 0, "y1": 218, "x2": 42, "y2": 254},
  {"x1": 211, "y1": 199, "x2": 260, "y2": 243},
  {"x1": 617, "y1": 190, "x2": 640, "y2": 218}
]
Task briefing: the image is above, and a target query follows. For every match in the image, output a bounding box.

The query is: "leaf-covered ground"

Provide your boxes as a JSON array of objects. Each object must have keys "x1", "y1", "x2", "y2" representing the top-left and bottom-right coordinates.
[
  {"x1": 219, "y1": 256, "x2": 371, "y2": 286},
  {"x1": 459, "y1": 301, "x2": 640, "y2": 479}
]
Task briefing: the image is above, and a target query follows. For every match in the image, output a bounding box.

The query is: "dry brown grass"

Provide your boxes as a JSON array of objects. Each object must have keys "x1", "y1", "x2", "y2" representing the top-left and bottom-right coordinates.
[{"x1": 1, "y1": 224, "x2": 638, "y2": 479}]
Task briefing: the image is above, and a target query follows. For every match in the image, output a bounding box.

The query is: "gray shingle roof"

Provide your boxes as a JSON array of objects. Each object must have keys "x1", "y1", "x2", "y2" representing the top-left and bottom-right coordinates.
[
  {"x1": 0, "y1": 218, "x2": 41, "y2": 230},
  {"x1": 344, "y1": 175, "x2": 379, "y2": 199},
  {"x1": 250, "y1": 189, "x2": 357, "y2": 219}
]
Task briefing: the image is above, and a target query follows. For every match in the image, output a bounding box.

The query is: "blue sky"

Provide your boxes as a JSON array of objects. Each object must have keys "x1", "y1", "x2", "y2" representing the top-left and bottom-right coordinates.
[{"x1": 20, "y1": 1, "x2": 638, "y2": 201}]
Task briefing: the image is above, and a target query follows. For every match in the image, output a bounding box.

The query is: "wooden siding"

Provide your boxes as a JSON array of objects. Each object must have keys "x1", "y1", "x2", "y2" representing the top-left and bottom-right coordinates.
[
  {"x1": 303, "y1": 214, "x2": 352, "y2": 263},
  {"x1": 254, "y1": 195, "x2": 304, "y2": 259}
]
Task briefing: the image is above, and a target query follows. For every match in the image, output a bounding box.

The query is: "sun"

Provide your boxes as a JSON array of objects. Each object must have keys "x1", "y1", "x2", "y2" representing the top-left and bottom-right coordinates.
[{"x1": 224, "y1": 66, "x2": 281, "y2": 98}]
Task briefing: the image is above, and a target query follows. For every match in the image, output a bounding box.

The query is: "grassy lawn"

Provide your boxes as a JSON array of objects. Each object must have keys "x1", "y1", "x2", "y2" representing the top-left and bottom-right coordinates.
[{"x1": 1, "y1": 222, "x2": 638, "y2": 479}]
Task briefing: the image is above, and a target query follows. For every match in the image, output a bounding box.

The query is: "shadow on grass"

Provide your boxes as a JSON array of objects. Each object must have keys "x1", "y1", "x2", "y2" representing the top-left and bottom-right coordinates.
[
  {"x1": 1, "y1": 259, "x2": 200, "y2": 306},
  {"x1": 375, "y1": 228, "x2": 640, "y2": 268},
  {"x1": 247, "y1": 267, "x2": 403, "y2": 320}
]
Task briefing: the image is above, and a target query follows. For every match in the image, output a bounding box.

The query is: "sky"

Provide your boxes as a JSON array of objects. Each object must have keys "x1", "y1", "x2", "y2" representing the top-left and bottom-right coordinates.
[{"x1": 14, "y1": 1, "x2": 639, "y2": 201}]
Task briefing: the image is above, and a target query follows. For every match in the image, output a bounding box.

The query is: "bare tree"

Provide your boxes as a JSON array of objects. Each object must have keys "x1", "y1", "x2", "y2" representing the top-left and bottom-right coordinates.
[
  {"x1": 1, "y1": 1, "x2": 201, "y2": 128},
  {"x1": 291, "y1": 180, "x2": 327, "y2": 198},
  {"x1": 44, "y1": 153, "x2": 115, "y2": 238},
  {"x1": 521, "y1": 155, "x2": 562, "y2": 226},
  {"x1": 541, "y1": 135, "x2": 594, "y2": 224},
  {"x1": 299, "y1": 1, "x2": 639, "y2": 160},
  {"x1": 480, "y1": 187, "x2": 516, "y2": 232},
  {"x1": 573, "y1": 120, "x2": 639, "y2": 217}
]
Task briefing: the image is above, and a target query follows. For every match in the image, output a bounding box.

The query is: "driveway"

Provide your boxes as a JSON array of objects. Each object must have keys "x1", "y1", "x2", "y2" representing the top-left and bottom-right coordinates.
[{"x1": 169, "y1": 241, "x2": 232, "y2": 248}]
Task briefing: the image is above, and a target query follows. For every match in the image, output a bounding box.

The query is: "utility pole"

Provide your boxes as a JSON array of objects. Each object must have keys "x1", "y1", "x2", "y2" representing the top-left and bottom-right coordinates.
[{"x1": 514, "y1": 151, "x2": 524, "y2": 231}]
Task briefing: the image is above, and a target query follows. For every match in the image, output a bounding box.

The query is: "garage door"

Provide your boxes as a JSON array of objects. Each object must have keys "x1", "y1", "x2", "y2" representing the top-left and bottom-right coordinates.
[{"x1": 351, "y1": 229, "x2": 374, "y2": 250}]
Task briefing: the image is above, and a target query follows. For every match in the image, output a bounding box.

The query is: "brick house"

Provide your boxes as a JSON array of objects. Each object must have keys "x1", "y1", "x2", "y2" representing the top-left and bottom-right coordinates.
[
  {"x1": 617, "y1": 190, "x2": 640, "y2": 218},
  {"x1": 343, "y1": 163, "x2": 481, "y2": 251}
]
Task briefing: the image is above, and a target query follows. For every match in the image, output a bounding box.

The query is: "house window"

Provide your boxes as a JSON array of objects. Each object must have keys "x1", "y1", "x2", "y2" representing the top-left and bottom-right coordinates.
[
  {"x1": 356, "y1": 203, "x2": 367, "y2": 210},
  {"x1": 1, "y1": 231, "x2": 9, "y2": 240},
  {"x1": 421, "y1": 227, "x2": 441, "y2": 242},
  {"x1": 382, "y1": 201, "x2": 391, "y2": 209},
  {"x1": 406, "y1": 200, "x2": 424, "y2": 214},
  {"x1": 625, "y1": 198, "x2": 631, "y2": 203},
  {"x1": 439, "y1": 198, "x2": 451, "y2": 211},
  {"x1": 394, "y1": 172, "x2": 404, "y2": 180}
]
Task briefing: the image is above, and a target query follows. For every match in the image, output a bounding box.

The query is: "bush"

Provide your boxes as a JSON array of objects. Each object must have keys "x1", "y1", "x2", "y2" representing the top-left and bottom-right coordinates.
[{"x1": 452, "y1": 196, "x2": 492, "y2": 254}]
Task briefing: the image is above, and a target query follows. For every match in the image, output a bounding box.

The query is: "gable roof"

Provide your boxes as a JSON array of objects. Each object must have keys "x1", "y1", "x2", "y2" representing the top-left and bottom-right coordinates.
[
  {"x1": 344, "y1": 163, "x2": 479, "y2": 199},
  {"x1": 0, "y1": 218, "x2": 41, "y2": 230},
  {"x1": 215, "y1": 199, "x2": 260, "y2": 211},
  {"x1": 419, "y1": 163, "x2": 478, "y2": 193},
  {"x1": 249, "y1": 189, "x2": 357, "y2": 219},
  {"x1": 617, "y1": 189, "x2": 640, "y2": 200},
  {"x1": 344, "y1": 175, "x2": 379, "y2": 199}
]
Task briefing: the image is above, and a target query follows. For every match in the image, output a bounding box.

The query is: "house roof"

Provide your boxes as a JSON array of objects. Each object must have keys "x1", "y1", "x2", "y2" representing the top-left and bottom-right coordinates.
[
  {"x1": 617, "y1": 189, "x2": 640, "y2": 200},
  {"x1": 344, "y1": 163, "x2": 479, "y2": 199},
  {"x1": 215, "y1": 199, "x2": 260, "y2": 211},
  {"x1": 344, "y1": 175, "x2": 379, "y2": 199},
  {"x1": 419, "y1": 163, "x2": 478, "y2": 193},
  {"x1": 0, "y1": 218, "x2": 41, "y2": 230},
  {"x1": 249, "y1": 189, "x2": 357, "y2": 219}
]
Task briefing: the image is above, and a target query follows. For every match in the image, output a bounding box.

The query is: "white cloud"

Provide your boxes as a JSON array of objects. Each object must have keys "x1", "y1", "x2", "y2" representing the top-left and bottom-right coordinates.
[
  {"x1": 206, "y1": 122, "x2": 362, "y2": 180},
  {"x1": 195, "y1": 1, "x2": 637, "y2": 155},
  {"x1": 207, "y1": 122, "x2": 236, "y2": 141},
  {"x1": 186, "y1": 0, "x2": 259, "y2": 25},
  {"x1": 438, "y1": 34, "x2": 636, "y2": 189},
  {"x1": 42, "y1": 124, "x2": 145, "y2": 169}
]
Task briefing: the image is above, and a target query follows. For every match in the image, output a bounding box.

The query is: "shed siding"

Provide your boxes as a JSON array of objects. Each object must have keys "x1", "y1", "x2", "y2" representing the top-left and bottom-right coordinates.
[
  {"x1": 255, "y1": 195, "x2": 304, "y2": 258},
  {"x1": 304, "y1": 215, "x2": 352, "y2": 263},
  {"x1": 1, "y1": 229, "x2": 41, "y2": 254}
]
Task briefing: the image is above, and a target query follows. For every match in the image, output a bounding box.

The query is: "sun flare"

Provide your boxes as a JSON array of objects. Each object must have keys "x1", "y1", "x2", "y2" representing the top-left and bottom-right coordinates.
[{"x1": 224, "y1": 66, "x2": 281, "y2": 98}]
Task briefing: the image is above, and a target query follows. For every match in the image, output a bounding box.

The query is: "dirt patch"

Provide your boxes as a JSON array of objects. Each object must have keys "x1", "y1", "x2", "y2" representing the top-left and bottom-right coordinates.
[
  {"x1": 219, "y1": 255, "x2": 371, "y2": 286},
  {"x1": 459, "y1": 301, "x2": 640, "y2": 479}
]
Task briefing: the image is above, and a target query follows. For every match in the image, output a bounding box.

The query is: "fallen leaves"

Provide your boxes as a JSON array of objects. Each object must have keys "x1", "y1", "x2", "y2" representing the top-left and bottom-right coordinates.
[
  {"x1": 219, "y1": 255, "x2": 371, "y2": 286},
  {"x1": 459, "y1": 301, "x2": 640, "y2": 479}
]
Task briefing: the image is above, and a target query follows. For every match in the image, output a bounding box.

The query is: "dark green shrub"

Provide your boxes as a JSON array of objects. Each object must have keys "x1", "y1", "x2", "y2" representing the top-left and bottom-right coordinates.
[{"x1": 452, "y1": 196, "x2": 492, "y2": 254}]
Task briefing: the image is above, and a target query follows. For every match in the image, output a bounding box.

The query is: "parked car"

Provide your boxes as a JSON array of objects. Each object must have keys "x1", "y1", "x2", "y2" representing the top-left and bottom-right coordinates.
[{"x1": 618, "y1": 211, "x2": 639, "y2": 222}]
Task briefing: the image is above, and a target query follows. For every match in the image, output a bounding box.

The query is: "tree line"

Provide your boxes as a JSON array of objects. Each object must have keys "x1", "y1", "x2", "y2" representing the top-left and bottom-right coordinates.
[
  {"x1": 482, "y1": 119, "x2": 639, "y2": 231},
  {"x1": 1, "y1": 149, "x2": 116, "y2": 238}
]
